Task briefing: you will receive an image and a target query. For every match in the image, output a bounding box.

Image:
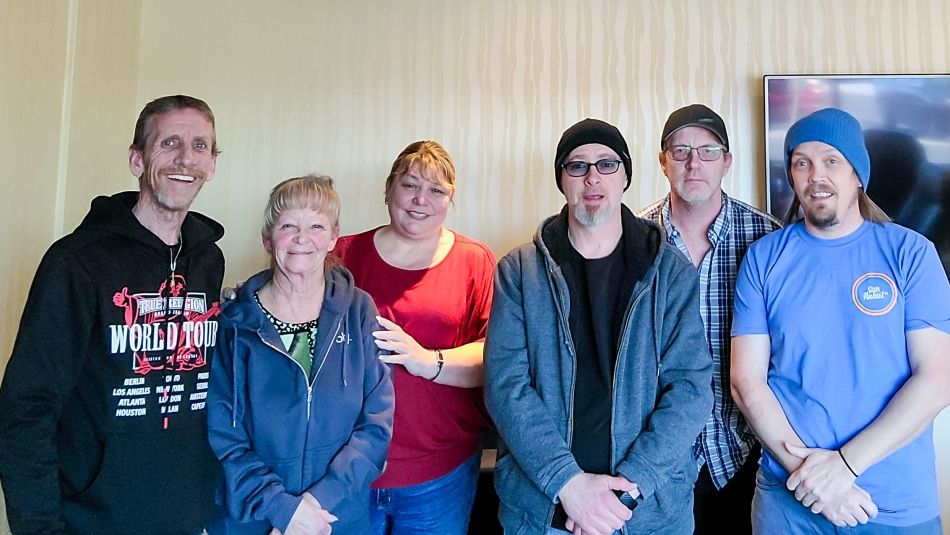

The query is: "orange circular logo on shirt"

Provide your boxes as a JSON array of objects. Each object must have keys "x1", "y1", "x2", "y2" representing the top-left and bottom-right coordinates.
[{"x1": 852, "y1": 273, "x2": 897, "y2": 316}]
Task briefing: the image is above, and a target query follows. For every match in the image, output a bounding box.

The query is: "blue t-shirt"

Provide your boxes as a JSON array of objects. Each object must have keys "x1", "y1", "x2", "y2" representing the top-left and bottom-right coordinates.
[{"x1": 732, "y1": 221, "x2": 950, "y2": 526}]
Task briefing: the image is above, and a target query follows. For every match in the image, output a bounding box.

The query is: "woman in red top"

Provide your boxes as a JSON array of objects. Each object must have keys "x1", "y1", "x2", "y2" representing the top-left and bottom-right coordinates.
[{"x1": 334, "y1": 140, "x2": 495, "y2": 534}]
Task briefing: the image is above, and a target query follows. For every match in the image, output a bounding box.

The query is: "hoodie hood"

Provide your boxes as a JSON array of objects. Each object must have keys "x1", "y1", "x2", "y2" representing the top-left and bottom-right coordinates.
[
  {"x1": 221, "y1": 266, "x2": 357, "y2": 332},
  {"x1": 537, "y1": 203, "x2": 661, "y2": 285},
  {"x1": 76, "y1": 191, "x2": 225, "y2": 256}
]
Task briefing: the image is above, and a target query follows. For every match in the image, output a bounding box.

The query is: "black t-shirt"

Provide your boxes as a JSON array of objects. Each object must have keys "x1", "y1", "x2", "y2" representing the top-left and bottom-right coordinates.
[
  {"x1": 551, "y1": 237, "x2": 638, "y2": 529},
  {"x1": 563, "y1": 237, "x2": 632, "y2": 474}
]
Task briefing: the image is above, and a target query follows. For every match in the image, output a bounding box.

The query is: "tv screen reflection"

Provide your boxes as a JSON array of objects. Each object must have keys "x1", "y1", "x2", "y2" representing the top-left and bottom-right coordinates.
[{"x1": 765, "y1": 74, "x2": 950, "y2": 275}]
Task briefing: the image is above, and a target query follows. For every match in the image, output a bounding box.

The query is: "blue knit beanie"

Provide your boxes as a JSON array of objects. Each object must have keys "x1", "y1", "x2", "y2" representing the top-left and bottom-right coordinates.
[{"x1": 783, "y1": 108, "x2": 870, "y2": 189}]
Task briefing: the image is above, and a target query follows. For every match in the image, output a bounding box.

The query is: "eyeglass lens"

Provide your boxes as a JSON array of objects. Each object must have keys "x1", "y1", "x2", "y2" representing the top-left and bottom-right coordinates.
[
  {"x1": 563, "y1": 159, "x2": 622, "y2": 177},
  {"x1": 667, "y1": 145, "x2": 724, "y2": 162}
]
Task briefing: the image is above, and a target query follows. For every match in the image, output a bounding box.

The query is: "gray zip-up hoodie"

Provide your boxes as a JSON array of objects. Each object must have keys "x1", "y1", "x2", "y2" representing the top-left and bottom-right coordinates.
[{"x1": 485, "y1": 205, "x2": 712, "y2": 534}]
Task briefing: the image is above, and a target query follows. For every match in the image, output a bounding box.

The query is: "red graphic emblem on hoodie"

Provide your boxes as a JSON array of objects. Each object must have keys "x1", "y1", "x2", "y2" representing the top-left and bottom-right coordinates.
[{"x1": 110, "y1": 275, "x2": 220, "y2": 375}]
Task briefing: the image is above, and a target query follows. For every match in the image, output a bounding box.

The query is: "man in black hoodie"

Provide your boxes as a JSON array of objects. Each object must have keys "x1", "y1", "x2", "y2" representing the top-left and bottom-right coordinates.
[{"x1": 0, "y1": 95, "x2": 226, "y2": 534}]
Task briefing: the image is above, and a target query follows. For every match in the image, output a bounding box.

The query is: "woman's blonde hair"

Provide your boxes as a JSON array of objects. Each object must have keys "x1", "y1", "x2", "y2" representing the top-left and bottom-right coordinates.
[
  {"x1": 263, "y1": 173, "x2": 341, "y2": 235},
  {"x1": 383, "y1": 140, "x2": 457, "y2": 202},
  {"x1": 262, "y1": 174, "x2": 342, "y2": 273}
]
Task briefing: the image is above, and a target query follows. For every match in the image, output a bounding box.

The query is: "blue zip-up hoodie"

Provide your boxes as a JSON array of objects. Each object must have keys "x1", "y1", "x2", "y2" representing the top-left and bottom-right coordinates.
[
  {"x1": 485, "y1": 205, "x2": 713, "y2": 534},
  {"x1": 207, "y1": 267, "x2": 394, "y2": 534}
]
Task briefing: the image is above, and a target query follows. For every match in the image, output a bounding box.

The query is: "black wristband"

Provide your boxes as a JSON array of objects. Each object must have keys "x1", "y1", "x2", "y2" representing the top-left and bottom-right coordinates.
[
  {"x1": 429, "y1": 349, "x2": 444, "y2": 381},
  {"x1": 838, "y1": 449, "x2": 859, "y2": 478}
]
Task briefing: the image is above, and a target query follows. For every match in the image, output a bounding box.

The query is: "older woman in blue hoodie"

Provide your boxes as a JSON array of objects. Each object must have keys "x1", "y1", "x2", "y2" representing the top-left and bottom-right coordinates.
[{"x1": 208, "y1": 174, "x2": 394, "y2": 535}]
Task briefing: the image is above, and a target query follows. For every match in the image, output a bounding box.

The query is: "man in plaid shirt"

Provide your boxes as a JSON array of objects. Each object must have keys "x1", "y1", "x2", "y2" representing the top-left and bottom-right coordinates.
[{"x1": 638, "y1": 104, "x2": 780, "y2": 534}]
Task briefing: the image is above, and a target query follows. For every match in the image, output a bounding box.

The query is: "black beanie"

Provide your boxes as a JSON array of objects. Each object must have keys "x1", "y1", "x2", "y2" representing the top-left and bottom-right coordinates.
[{"x1": 554, "y1": 118, "x2": 633, "y2": 192}]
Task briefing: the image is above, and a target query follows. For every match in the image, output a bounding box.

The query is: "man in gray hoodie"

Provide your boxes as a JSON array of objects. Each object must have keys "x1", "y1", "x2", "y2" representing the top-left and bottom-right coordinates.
[{"x1": 485, "y1": 118, "x2": 713, "y2": 534}]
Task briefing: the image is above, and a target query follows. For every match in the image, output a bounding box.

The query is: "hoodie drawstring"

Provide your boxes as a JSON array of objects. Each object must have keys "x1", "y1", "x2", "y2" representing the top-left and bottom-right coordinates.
[
  {"x1": 231, "y1": 325, "x2": 239, "y2": 428},
  {"x1": 342, "y1": 316, "x2": 349, "y2": 387}
]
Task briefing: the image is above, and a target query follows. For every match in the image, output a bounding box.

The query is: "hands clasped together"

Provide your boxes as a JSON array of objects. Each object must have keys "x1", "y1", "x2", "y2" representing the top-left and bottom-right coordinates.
[
  {"x1": 784, "y1": 443, "x2": 878, "y2": 527},
  {"x1": 270, "y1": 493, "x2": 337, "y2": 535}
]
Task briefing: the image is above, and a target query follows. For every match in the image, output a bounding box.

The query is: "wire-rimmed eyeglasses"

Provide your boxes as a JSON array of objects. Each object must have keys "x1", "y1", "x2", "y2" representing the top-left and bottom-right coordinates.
[{"x1": 665, "y1": 145, "x2": 727, "y2": 162}]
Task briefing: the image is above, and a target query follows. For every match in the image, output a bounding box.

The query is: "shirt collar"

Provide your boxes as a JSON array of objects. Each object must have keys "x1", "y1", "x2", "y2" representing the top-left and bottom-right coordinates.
[{"x1": 660, "y1": 191, "x2": 733, "y2": 248}]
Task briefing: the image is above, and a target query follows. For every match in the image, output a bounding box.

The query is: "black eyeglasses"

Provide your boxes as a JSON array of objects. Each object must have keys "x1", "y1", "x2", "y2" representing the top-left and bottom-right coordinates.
[
  {"x1": 561, "y1": 158, "x2": 623, "y2": 177},
  {"x1": 665, "y1": 145, "x2": 726, "y2": 162}
]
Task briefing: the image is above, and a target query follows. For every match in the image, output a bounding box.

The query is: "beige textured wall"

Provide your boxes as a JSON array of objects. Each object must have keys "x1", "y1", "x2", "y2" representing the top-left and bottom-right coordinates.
[
  {"x1": 0, "y1": 1, "x2": 141, "y2": 531},
  {"x1": 1, "y1": 3, "x2": 70, "y2": 532},
  {"x1": 2, "y1": 1, "x2": 949, "y2": 532},
  {"x1": 60, "y1": 0, "x2": 141, "y2": 229}
]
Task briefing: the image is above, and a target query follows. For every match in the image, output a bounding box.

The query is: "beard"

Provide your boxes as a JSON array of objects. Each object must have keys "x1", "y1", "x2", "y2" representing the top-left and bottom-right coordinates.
[
  {"x1": 571, "y1": 201, "x2": 617, "y2": 228},
  {"x1": 142, "y1": 164, "x2": 207, "y2": 212},
  {"x1": 153, "y1": 190, "x2": 198, "y2": 212},
  {"x1": 804, "y1": 206, "x2": 839, "y2": 228},
  {"x1": 673, "y1": 178, "x2": 717, "y2": 206},
  {"x1": 800, "y1": 186, "x2": 858, "y2": 229}
]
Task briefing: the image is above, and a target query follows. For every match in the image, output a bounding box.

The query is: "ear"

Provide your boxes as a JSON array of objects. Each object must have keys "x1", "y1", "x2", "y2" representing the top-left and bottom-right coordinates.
[
  {"x1": 261, "y1": 231, "x2": 273, "y2": 254},
  {"x1": 205, "y1": 152, "x2": 218, "y2": 183},
  {"x1": 129, "y1": 146, "x2": 144, "y2": 178},
  {"x1": 658, "y1": 151, "x2": 669, "y2": 176},
  {"x1": 722, "y1": 152, "x2": 734, "y2": 175},
  {"x1": 327, "y1": 227, "x2": 340, "y2": 252}
]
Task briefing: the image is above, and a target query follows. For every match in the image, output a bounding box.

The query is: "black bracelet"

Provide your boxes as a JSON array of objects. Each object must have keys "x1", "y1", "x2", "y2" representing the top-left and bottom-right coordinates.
[
  {"x1": 838, "y1": 449, "x2": 859, "y2": 478},
  {"x1": 429, "y1": 349, "x2": 444, "y2": 381}
]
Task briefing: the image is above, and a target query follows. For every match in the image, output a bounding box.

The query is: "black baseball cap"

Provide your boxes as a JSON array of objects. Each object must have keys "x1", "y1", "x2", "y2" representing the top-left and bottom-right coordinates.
[{"x1": 661, "y1": 104, "x2": 729, "y2": 152}]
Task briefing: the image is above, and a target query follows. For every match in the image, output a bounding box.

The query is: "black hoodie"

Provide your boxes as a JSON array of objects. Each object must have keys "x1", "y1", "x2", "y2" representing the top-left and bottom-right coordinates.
[{"x1": 0, "y1": 191, "x2": 225, "y2": 534}]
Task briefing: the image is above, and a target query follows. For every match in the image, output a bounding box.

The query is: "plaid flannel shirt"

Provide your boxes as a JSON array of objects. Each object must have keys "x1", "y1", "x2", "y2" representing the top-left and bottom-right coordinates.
[{"x1": 638, "y1": 192, "x2": 781, "y2": 488}]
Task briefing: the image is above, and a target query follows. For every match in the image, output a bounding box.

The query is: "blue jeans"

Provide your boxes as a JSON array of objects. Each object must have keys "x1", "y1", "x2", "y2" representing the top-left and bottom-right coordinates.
[
  {"x1": 370, "y1": 452, "x2": 480, "y2": 535},
  {"x1": 752, "y1": 469, "x2": 942, "y2": 535}
]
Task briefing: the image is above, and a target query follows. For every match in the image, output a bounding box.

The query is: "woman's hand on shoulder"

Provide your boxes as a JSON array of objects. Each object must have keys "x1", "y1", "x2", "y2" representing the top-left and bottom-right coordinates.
[{"x1": 374, "y1": 316, "x2": 440, "y2": 379}]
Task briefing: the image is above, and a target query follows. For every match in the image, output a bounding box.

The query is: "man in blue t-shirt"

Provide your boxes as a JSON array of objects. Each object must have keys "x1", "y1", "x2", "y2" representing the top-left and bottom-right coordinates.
[{"x1": 731, "y1": 108, "x2": 950, "y2": 534}]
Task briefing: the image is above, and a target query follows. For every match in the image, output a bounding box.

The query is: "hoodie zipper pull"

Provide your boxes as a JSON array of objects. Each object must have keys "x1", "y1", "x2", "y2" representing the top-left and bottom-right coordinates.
[{"x1": 306, "y1": 385, "x2": 313, "y2": 420}]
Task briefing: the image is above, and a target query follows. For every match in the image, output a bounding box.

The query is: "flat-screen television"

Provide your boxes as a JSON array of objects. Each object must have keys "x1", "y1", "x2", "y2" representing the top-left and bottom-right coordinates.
[{"x1": 764, "y1": 74, "x2": 950, "y2": 275}]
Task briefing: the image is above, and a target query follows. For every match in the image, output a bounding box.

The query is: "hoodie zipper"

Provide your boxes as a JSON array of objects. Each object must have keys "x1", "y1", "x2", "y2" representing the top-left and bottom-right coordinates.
[
  {"x1": 612, "y1": 283, "x2": 651, "y2": 397},
  {"x1": 255, "y1": 314, "x2": 342, "y2": 421},
  {"x1": 547, "y1": 265, "x2": 578, "y2": 528},
  {"x1": 609, "y1": 283, "x2": 649, "y2": 535},
  {"x1": 308, "y1": 318, "x2": 343, "y2": 420},
  {"x1": 548, "y1": 267, "x2": 578, "y2": 448}
]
